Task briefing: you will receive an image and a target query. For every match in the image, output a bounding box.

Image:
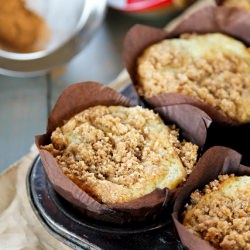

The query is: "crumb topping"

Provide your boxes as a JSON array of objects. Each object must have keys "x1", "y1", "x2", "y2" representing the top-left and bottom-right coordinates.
[
  {"x1": 183, "y1": 174, "x2": 250, "y2": 250},
  {"x1": 222, "y1": 0, "x2": 250, "y2": 11},
  {"x1": 137, "y1": 33, "x2": 250, "y2": 123},
  {"x1": 42, "y1": 105, "x2": 198, "y2": 204}
]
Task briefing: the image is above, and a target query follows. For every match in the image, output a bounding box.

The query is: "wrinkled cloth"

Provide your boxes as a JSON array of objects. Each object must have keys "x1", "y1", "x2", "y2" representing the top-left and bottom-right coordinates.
[{"x1": 0, "y1": 146, "x2": 71, "y2": 250}]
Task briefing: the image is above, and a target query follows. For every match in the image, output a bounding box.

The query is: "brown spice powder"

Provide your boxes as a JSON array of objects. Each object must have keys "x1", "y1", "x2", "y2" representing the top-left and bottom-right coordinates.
[{"x1": 0, "y1": 0, "x2": 49, "y2": 53}]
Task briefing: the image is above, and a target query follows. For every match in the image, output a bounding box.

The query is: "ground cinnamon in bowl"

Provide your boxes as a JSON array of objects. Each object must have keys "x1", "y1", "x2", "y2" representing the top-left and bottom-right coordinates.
[{"x1": 0, "y1": 0, "x2": 49, "y2": 53}]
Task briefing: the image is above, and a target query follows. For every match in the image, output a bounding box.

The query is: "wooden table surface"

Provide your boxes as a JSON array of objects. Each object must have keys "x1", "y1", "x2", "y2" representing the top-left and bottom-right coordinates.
[{"x1": 0, "y1": 8, "x2": 173, "y2": 172}]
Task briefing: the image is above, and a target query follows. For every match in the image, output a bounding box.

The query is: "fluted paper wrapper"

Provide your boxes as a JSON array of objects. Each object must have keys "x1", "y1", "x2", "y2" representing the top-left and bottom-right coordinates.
[
  {"x1": 172, "y1": 146, "x2": 250, "y2": 249},
  {"x1": 35, "y1": 81, "x2": 211, "y2": 224}
]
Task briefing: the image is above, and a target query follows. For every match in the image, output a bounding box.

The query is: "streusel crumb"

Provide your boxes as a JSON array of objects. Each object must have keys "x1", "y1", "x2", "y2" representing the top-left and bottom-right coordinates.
[
  {"x1": 183, "y1": 175, "x2": 250, "y2": 250},
  {"x1": 137, "y1": 33, "x2": 250, "y2": 123},
  {"x1": 42, "y1": 106, "x2": 198, "y2": 204},
  {"x1": 222, "y1": 0, "x2": 250, "y2": 11}
]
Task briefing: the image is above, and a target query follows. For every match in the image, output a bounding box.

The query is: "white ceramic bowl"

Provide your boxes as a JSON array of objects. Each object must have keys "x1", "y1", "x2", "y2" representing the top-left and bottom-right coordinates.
[{"x1": 0, "y1": 0, "x2": 107, "y2": 77}]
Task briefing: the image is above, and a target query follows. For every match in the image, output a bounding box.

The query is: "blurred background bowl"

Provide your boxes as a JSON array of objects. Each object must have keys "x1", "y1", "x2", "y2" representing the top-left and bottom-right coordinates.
[{"x1": 0, "y1": 0, "x2": 107, "y2": 77}]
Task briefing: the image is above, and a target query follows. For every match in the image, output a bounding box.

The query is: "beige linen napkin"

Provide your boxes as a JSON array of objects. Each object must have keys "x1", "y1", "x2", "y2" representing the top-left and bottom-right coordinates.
[
  {"x1": 0, "y1": 1, "x2": 215, "y2": 249},
  {"x1": 0, "y1": 146, "x2": 71, "y2": 250}
]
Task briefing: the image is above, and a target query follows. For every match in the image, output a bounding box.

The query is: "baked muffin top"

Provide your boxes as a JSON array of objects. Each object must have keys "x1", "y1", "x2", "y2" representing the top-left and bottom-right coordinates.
[
  {"x1": 42, "y1": 105, "x2": 198, "y2": 204},
  {"x1": 137, "y1": 33, "x2": 250, "y2": 123},
  {"x1": 222, "y1": 0, "x2": 250, "y2": 11},
  {"x1": 183, "y1": 174, "x2": 250, "y2": 250}
]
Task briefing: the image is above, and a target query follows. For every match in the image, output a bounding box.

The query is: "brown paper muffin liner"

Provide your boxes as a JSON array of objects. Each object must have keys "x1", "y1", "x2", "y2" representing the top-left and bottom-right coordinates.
[
  {"x1": 172, "y1": 146, "x2": 250, "y2": 250},
  {"x1": 36, "y1": 81, "x2": 211, "y2": 224},
  {"x1": 215, "y1": 0, "x2": 222, "y2": 4},
  {"x1": 123, "y1": 6, "x2": 250, "y2": 125},
  {"x1": 155, "y1": 104, "x2": 211, "y2": 147}
]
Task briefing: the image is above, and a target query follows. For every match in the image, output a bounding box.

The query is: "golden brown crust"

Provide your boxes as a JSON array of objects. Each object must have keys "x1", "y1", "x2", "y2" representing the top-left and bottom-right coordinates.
[
  {"x1": 222, "y1": 0, "x2": 250, "y2": 12},
  {"x1": 42, "y1": 105, "x2": 198, "y2": 205},
  {"x1": 137, "y1": 33, "x2": 250, "y2": 123},
  {"x1": 183, "y1": 175, "x2": 250, "y2": 250}
]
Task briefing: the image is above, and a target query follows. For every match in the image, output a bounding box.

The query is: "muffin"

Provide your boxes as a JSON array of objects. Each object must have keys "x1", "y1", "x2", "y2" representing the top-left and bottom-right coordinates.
[
  {"x1": 172, "y1": 146, "x2": 250, "y2": 249},
  {"x1": 41, "y1": 105, "x2": 198, "y2": 205},
  {"x1": 221, "y1": 0, "x2": 250, "y2": 11},
  {"x1": 182, "y1": 174, "x2": 250, "y2": 250},
  {"x1": 136, "y1": 33, "x2": 250, "y2": 123}
]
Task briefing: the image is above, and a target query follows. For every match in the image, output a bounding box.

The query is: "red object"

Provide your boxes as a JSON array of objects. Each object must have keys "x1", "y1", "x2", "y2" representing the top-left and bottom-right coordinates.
[{"x1": 108, "y1": 0, "x2": 174, "y2": 12}]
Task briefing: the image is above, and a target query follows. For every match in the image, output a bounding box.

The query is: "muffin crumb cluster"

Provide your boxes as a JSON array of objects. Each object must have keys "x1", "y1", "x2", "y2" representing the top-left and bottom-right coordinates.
[
  {"x1": 42, "y1": 105, "x2": 198, "y2": 204},
  {"x1": 169, "y1": 127, "x2": 198, "y2": 176},
  {"x1": 183, "y1": 174, "x2": 250, "y2": 250}
]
